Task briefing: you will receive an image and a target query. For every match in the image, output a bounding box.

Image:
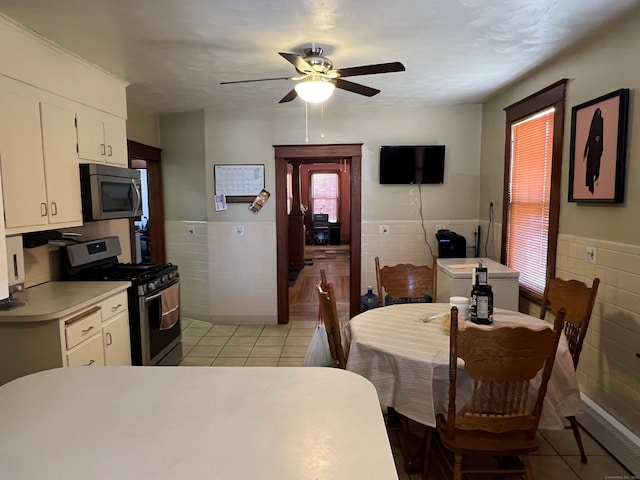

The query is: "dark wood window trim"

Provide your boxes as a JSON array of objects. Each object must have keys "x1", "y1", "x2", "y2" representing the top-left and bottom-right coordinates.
[{"x1": 501, "y1": 79, "x2": 567, "y2": 303}]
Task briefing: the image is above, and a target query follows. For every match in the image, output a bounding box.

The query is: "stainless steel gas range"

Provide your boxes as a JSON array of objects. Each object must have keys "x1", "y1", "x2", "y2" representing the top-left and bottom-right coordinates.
[{"x1": 60, "y1": 236, "x2": 182, "y2": 366}]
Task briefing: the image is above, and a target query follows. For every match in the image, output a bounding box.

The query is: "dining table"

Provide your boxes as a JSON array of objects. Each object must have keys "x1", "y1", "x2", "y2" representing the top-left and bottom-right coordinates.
[
  {"x1": 0, "y1": 366, "x2": 399, "y2": 480},
  {"x1": 344, "y1": 303, "x2": 582, "y2": 431}
]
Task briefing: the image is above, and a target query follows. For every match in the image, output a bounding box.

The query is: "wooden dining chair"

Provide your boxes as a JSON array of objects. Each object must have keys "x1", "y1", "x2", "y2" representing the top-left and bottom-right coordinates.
[
  {"x1": 424, "y1": 306, "x2": 565, "y2": 480},
  {"x1": 539, "y1": 276, "x2": 600, "y2": 463},
  {"x1": 375, "y1": 256, "x2": 437, "y2": 307},
  {"x1": 316, "y1": 281, "x2": 347, "y2": 369}
]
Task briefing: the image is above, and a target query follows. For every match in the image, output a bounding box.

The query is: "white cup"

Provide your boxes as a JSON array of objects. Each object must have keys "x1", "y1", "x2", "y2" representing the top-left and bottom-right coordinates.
[{"x1": 449, "y1": 296, "x2": 469, "y2": 320}]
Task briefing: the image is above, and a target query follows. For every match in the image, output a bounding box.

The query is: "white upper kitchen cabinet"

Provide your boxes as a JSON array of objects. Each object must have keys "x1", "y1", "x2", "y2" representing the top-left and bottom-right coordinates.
[
  {"x1": 41, "y1": 102, "x2": 83, "y2": 226},
  {"x1": 0, "y1": 80, "x2": 83, "y2": 233},
  {"x1": 76, "y1": 109, "x2": 128, "y2": 167},
  {"x1": 0, "y1": 87, "x2": 48, "y2": 231}
]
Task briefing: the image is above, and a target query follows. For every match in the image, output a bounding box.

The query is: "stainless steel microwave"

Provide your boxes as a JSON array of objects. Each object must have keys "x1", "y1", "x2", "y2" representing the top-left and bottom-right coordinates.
[{"x1": 79, "y1": 163, "x2": 142, "y2": 221}]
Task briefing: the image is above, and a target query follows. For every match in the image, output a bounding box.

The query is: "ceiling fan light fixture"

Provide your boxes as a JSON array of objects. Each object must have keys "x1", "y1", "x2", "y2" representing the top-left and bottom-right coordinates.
[{"x1": 294, "y1": 78, "x2": 335, "y2": 103}]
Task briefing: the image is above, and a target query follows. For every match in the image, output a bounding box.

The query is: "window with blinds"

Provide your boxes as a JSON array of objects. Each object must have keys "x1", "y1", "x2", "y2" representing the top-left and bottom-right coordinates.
[
  {"x1": 311, "y1": 173, "x2": 339, "y2": 222},
  {"x1": 506, "y1": 108, "x2": 555, "y2": 296},
  {"x1": 502, "y1": 80, "x2": 566, "y2": 300}
]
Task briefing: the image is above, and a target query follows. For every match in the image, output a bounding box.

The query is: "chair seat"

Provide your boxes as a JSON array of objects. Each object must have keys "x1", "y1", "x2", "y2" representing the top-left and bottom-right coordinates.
[{"x1": 436, "y1": 414, "x2": 540, "y2": 456}]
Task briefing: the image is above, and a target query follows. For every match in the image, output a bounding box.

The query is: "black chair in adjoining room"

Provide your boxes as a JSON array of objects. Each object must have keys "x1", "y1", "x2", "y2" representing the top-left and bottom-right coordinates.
[{"x1": 313, "y1": 213, "x2": 330, "y2": 245}]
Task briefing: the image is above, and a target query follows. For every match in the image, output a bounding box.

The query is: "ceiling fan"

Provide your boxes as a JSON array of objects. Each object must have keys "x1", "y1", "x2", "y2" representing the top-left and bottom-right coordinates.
[{"x1": 220, "y1": 47, "x2": 405, "y2": 104}]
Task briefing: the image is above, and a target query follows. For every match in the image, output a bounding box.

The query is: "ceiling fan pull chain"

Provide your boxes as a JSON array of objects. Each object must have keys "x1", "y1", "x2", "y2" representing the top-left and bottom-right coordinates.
[
  {"x1": 305, "y1": 101, "x2": 309, "y2": 143},
  {"x1": 320, "y1": 103, "x2": 325, "y2": 139}
]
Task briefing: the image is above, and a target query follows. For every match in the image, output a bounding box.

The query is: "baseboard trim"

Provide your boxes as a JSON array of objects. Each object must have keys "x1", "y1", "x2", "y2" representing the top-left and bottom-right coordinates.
[{"x1": 579, "y1": 394, "x2": 640, "y2": 476}]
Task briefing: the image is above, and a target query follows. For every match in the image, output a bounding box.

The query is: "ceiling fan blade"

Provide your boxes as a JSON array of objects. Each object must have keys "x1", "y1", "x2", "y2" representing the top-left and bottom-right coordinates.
[
  {"x1": 279, "y1": 89, "x2": 298, "y2": 103},
  {"x1": 279, "y1": 52, "x2": 315, "y2": 74},
  {"x1": 336, "y1": 62, "x2": 405, "y2": 78},
  {"x1": 335, "y1": 78, "x2": 380, "y2": 97},
  {"x1": 220, "y1": 76, "x2": 292, "y2": 85}
]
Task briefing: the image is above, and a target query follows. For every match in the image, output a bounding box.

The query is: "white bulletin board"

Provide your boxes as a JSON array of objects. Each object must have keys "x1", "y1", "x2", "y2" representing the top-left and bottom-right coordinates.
[{"x1": 214, "y1": 164, "x2": 266, "y2": 202}]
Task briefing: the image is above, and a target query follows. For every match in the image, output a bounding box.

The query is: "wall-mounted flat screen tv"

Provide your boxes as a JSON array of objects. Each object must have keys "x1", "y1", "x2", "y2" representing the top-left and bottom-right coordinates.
[{"x1": 379, "y1": 145, "x2": 445, "y2": 184}]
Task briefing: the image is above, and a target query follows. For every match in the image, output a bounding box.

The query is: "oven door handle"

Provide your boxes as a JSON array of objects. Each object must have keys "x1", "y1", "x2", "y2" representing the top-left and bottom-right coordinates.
[{"x1": 145, "y1": 292, "x2": 162, "y2": 303}]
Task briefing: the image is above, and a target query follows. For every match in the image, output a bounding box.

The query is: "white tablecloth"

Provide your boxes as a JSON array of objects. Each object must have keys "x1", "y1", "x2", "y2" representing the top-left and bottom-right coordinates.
[{"x1": 344, "y1": 303, "x2": 582, "y2": 430}]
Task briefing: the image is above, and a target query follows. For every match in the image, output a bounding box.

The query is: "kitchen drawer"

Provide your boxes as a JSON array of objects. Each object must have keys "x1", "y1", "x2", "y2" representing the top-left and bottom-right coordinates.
[
  {"x1": 65, "y1": 306, "x2": 102, "y2": 350},
  {"x1": 101, "y1": 291, "x2": 128, "y2": 321},
  {"x1": 66, "y1": 333, "x2": 105, "y2": 367}
]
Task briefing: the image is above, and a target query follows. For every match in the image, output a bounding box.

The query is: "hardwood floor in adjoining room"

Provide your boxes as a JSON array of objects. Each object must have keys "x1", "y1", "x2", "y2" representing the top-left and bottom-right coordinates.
[{"x1": 288, "y1": 244, "x2": 350, "y2": 321}]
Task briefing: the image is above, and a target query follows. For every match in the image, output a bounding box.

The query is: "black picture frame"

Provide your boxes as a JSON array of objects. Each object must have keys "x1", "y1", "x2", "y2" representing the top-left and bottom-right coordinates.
[{"x1": 568, "y1": 89, "x2": 629, "y2": 203}]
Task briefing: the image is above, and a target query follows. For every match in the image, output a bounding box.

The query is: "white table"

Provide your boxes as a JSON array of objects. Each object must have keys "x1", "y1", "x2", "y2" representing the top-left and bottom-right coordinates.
[
  {"x1": 344, "y1": 303, "x2": 581, "y2": 430},
  {"x1": 0, "y1": 367, "x2": 398, "y2": 480}
]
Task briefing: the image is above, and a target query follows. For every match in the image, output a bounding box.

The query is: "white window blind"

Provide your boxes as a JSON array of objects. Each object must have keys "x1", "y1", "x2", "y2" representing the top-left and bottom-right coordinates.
[
  {"x1": 311, "y1": 173, "x2": 339, "y2": 222},
  {"x1": 506, "y1": 108, "x2": 555, "y2": 296}
]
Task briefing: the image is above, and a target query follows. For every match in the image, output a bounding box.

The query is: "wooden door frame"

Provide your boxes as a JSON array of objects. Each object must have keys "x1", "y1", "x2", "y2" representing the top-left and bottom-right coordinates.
[
  {"x1": 274, "y1": 144, "x2": 362, "y2": 324},
  {"x1": 128, "y1": 140, "x2": 166, "y2": 263}
]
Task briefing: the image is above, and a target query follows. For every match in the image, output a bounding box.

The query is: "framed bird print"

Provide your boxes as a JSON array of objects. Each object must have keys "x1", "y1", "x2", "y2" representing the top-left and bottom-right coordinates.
[{"x1": 568, "y1": 88, "x2": 629, "y2": 203}]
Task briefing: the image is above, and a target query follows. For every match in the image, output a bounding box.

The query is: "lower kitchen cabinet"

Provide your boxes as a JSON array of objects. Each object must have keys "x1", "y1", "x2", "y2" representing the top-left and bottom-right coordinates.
[
  {"x1": 102, "y1": 312, "x2": 132, "y2": 366},
  {"x1": 0, "y1": 282, "x2": 131, "y2": 386},
  {"x1": 67, "y1": 334, "x2": 105, "y2": 367}
]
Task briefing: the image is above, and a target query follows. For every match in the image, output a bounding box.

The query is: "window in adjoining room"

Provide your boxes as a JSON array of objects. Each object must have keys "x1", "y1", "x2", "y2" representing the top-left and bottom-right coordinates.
[
  {"x1": 502, "y1": 80, "x2": 567, "y2": 299},
  {"x1": 311, "y1": 173, "x2": 339, "y2": 222}
]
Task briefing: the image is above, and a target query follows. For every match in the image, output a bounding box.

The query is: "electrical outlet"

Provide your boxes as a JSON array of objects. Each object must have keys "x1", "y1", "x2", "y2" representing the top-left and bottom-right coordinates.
[
  {"x1": 234, "y1": 225, "x2": 245, "y2": 236},
  {"x1": 585, "y1": 246, "x2": 596, "y2": 264},
  {"x1": 435, "y1": 224, "x2": 445, "y2": 231},
  {"x1": 379, "y1": 225, "x2": 389, "y2": 235}
]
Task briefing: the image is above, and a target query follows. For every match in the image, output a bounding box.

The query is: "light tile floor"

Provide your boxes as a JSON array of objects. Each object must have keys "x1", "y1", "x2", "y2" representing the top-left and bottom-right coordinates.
[
  {"x1": 179, "y1": 318, "x2": 634, "y2": 480},
  {"x1": 179, "y1": 317, "x2": 315, "y2": 367}
]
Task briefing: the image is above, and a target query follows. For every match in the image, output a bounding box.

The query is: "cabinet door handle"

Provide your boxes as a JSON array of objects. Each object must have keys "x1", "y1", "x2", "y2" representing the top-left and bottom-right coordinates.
[
  {"x1": 111, "y1": 304, "x2": 122, "y2": 312},
  {"x1": 81, "y1": 325, "x2": 94, "y2": 335},
  {"x1": 107, "y1": 145, "x2": 113, "y2": 156},
  {"x1": 100, "y1": 143, "x2": 106, "y2": 155},
  {"x1": 40, "y1": 203, "x2": 47, "y2": 216},
  {"x1": 51, "y1": 202, "x2": 58, "y2": 216},
  {"x1": 106, "y1": 332, "x2": 113, "y2": 346},
  {"x1": 84, "y1": 360, "x2": 95, "y2": 366}
]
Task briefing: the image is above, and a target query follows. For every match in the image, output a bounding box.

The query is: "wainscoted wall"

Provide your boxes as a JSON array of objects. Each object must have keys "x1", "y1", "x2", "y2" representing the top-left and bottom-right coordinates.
[
  {"x1": 556, "y1": 233, "x2": 640, "y2": 434},
  {"x1": 164, "y1": 221, "x2": 209, "y2": 321},
  {"x1": 360, "y1": 220, "x2": 482, "y2": 291},
  {"x1": 165, "y1": 220, "x2": 277, "y2": 324}
]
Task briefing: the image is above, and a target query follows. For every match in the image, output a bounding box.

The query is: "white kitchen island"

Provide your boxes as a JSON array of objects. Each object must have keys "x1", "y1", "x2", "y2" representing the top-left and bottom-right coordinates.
[
  {"x1": 0, "y1": 366, "x2": 399, "y2": 480},
  {"x1": 436, "y1": 257, "x2": 520, "y2": 311}
]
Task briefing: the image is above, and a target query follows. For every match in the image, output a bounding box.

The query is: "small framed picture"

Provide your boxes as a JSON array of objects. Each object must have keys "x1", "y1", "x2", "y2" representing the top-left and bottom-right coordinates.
[{"x1": 568, "y1": 89, "x2": 629, "y2": 203}]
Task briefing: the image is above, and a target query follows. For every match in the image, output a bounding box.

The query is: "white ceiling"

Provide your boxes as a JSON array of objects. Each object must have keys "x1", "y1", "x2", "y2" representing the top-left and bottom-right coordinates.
[{"x1": 1, "y1": 0, "x2": 638, "y2": 113}]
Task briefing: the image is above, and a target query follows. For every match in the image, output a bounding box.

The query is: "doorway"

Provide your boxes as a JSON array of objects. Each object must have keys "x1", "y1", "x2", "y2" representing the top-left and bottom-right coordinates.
[
  {"x1": 274, "y1": 144, "x2": 362, "y2": 324},
  {"x1": 128, "y1": 140, "x2": 166, "y2": 264}
]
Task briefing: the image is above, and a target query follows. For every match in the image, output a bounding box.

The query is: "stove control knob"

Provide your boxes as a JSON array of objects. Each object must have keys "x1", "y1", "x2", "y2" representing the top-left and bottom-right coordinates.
[{"x1": 147, "y1": 282, "x2": 157, "y2": 292}]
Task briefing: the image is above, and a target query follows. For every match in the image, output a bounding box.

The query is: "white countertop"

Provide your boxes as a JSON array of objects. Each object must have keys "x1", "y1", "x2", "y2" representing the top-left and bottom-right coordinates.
[
  {"x1": 437, "y1": 257, "x2": 519, "y2": 279},
  {"x1": 0, "y1": 367, "x2": 399, "y2": 480},
  {"x1": 0, "y1": 281, "x2": 130, "y2": 322}
]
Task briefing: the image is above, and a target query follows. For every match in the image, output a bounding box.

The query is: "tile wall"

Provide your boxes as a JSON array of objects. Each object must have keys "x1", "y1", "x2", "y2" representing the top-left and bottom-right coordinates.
[
  {"x1": 556, "y1": 233, "x2": 640, "y2": 435},
  {"x1": 360, "y1": 220, "x2": 485, "y2": 290},
  {"x1": 165, "y1": 220, "x2": 278, "y2": 324}
]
